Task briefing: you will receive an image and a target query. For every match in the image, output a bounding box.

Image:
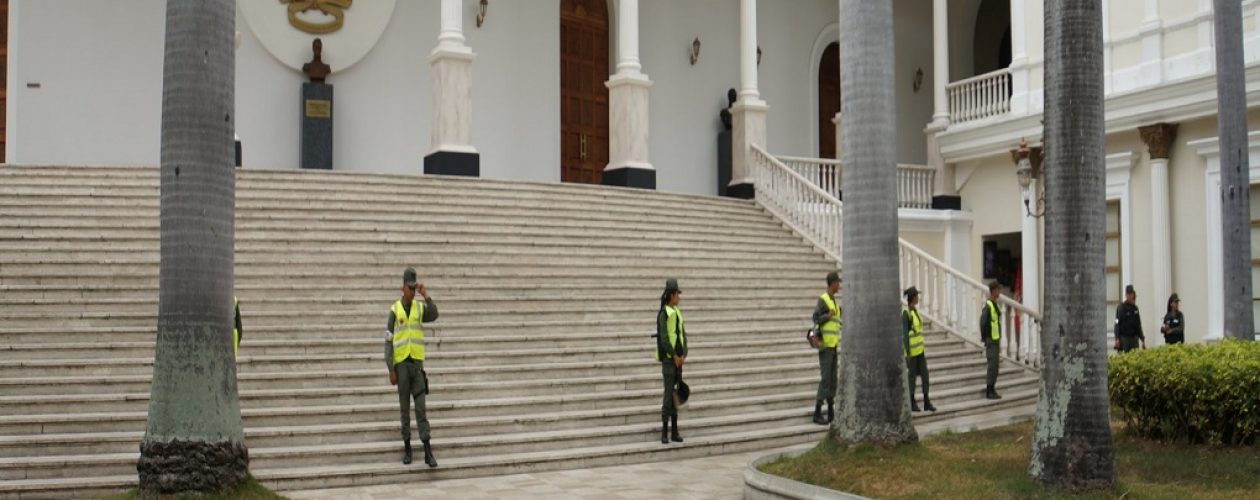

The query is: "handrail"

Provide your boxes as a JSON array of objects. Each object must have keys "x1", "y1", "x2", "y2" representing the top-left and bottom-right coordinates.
[
  {"x1": 897, "y1": 239, "x2": 1042, "y2": 320},
  {"x1": 776, "y1": 155, "x2": 841, "y2": 166},
  {"x1": 944, "y1": 67, "x2": 1012, "y2": 89}
]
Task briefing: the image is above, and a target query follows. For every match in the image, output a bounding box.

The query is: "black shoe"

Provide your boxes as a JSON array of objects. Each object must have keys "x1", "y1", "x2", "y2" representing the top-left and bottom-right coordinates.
[
  {"x1": 910, "y1": 402, "x2": 921, "y2": 412},
  {"x1": 670, "y1": 415, "x2": 683, "y2": 443},
  {"x1": 422, "y1": 440, "x2": 437, "y2": 468},
  {"x1": 402, "y1": 442, "x2": 413, "y2": 465},
  {"x1": 661, "y1": 416, "x2": 670, "y2": 444},
  {"x1": 923, "y1": 401, "x2": 937, "y2": 412},
  {"x1": 826, "y1": 398, "x2": 835, "y2": 424},
  {"x1": 985, "y1": 389, "x2": 1001, "y2": 400},
  {"x1": 812, "y1": 401, "x2": 826, "y2": 425}
]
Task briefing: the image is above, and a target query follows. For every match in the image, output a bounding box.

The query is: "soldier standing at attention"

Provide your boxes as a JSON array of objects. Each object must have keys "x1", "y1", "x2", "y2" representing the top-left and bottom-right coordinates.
[
  {"x1": 1114, "y1": 284, "x2": 1145, "y2": 352},
  {"x1": 233, "y1": 296, "x2": 242, "y2": 360},
  {"x1": 656, "y1": 278, "x2": 687, "y2": 445},
  {"x1": 902, "y1": 287, "x2": 934, "y2": 412},
  {"x1": 812, "y1": 271, "x2": 841, "y2": 425},
  {"x1": 386, "y1": 267, "x2": 439, "y2": 467},
  {"x1": 980, "y1": 281, "x2": 1003, "y2": 400}
]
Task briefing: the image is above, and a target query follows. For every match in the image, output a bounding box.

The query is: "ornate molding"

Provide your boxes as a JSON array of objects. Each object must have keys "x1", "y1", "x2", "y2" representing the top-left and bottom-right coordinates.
[
  {"x1": 1138, "y1": 122, "x2": 1179, "y2": 160},
  {"x1": 281, "y1": 0, "x2": 353, "y2": 34}
]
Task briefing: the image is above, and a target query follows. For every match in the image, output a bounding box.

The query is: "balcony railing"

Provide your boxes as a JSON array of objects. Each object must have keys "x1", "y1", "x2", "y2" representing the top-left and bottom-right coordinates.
[
  {"x1": 946, "y1": 68, "x2": 1012, "y2": 124},
  {"x1": 775, "y1": 155, "x2": 935, "y2": 209}
]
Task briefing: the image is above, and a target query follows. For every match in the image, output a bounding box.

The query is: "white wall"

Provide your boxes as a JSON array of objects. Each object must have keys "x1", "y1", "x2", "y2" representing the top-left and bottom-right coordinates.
[{"x1": 892, "y1": 0, "x2": 934, "y2": 165}]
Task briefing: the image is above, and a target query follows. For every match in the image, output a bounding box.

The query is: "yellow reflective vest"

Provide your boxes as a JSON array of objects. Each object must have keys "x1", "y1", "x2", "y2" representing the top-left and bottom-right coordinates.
[
  {"x1": 904, "y1": 307, "x2": 924, "y2": 357},
  {"x1": 819, "y1": 293, "x2": 841, "y2": 349},
  {"x1": 391, "y1": 300, "x2": 426, "y2": 365},
  {"x1": 656, "y1": 305, "x2": 687, "y2": 361},
  {"x1": 985, "y1": 299, "x2": 1001, "y2": 341}
]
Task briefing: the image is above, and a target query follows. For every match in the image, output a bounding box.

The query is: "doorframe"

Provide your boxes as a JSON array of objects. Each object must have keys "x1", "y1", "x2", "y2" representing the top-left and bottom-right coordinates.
[
  {"x1": 558, "y1": 0, "x2": 616, "y2": 184},
  {"x1": 808, "y1": 23, "x2": 840, "y2": 160}
]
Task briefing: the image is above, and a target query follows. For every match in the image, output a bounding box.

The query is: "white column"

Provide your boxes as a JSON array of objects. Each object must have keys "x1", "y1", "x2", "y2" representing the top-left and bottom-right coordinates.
[
  {"x1": 729, "y1": 0, "x2": 768, "y2": 197},
  {"x1": 1008, "y1": 0, "x2": 1031, "y2": 115},
  {"x1": 738, "y1": 0, "x2": 761, "y2": 104},
  {"x1": 428, "y1": 0, "x2": 478, "y2": 159},
  {"x1": 605, "y1": 0, "x2": 654, "y2": 182},
  {"x1": 931, "y1": 0, "x2": 949, "y2": 124},
  {"x1": 1150, "y1": 157, "x2": 1172, "y2": 330},
  {"x1": 1020, "y1": 179, "x2": 1041, "y2": 314}
]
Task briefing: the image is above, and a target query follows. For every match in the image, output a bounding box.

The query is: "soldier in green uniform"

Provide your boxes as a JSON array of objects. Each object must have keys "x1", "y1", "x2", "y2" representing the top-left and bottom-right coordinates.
[
  {"x1": 1114, "y1": 284, "x2": 1145, "y2": 352},
  {"x1": 980, "y1": 281, "x2": 1003, "y2": 400},
  {"x1": 385, "y1": 267, "x2": 439, "y2": 467},
  {"x1": 902, "y1": 287, "x2": 934, "y2": 412},
  {"x1": 656, "y1": 278, "x2": 687, "y2": 444},
  {"x1": 812, "y1": 271, "x2": 841, "y2": 425}
]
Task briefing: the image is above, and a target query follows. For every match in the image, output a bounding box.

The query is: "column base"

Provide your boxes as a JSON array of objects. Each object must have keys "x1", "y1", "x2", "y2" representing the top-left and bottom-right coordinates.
[
  {"x1": 424, "y1": 150, "x2": 480, "y2": 177},
  {"x1": 602, "y1": 166, "x2": 656, "y2": 190},
  {"x1": 726, "y1": 182, "x2": 755, "y2": 200},
  {"x1": 932, "y1": 195, "x2": 962, "y2": 210}
]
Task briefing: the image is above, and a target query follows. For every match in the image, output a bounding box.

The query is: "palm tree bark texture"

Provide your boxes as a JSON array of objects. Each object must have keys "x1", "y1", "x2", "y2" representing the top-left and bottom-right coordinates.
[
  {"x1": 1029, "y1": 0, "x2": 1115, "y2": 491},
  {"x1": 137, "y1": 0, "x2": 248, "y2": 495},
  {"x1": 1214, "y1": 0, "x2": 1255, "y2": 341},
  {"x1": 834, "y1": 0, "x2": 918, "y2": 447}
]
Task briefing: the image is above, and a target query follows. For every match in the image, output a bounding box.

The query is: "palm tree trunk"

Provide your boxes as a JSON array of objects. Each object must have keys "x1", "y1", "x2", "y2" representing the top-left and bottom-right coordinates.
[
  {"x1": 1029, "y1": 0, "x2": 1115, "y2": 491},
  {"x1": 138, "y1": 0, "x2": 247, "y2": 495},
  {"x1": 1215, "y1": 0, "x2": 1255, "y2": 342},
  {"x1": 834, "y1": 0, "x2": 917, "y2": 446}
]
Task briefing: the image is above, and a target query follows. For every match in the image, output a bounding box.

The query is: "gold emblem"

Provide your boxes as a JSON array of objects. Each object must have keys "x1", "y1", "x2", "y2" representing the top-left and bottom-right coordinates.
[{"x1": 281, "y1": 0, "x2": 353, "y2": 34}]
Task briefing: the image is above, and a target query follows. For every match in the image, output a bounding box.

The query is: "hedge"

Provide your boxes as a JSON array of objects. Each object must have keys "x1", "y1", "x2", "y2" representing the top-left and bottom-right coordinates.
[{"x1": 1108, "y1": 340, "x2": 1260, "y2": 445}]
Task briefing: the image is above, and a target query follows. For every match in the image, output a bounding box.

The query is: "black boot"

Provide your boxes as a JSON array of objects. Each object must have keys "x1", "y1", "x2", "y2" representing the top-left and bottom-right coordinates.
[
  {"x1": 812, "y1": 401, "x2": 827, "y2": 425},
  {"x1": 910, "y1": 397, "x2": 921, "y2": 412},
  {"x1": 985, "y1": 387, "x2": 1001, "y2": 400},
  {"x1": 661, "y1": 416, "x2": 670, "y2": 444},
  {"x1": 422, "y1": 439, "x2": 437, "y2": 468},
  {"x1": 826, "y1": 398, "x2": 835, "y2": 424},
  {"x1": 923, "y1": 397, "x2": 936, "y2": 412},
  {"x1": 670, "y1": 415, "x2": 683, "y2": 443},
  {"x1": 402, "y1": 440, "x2": 412, "y2": 465}
]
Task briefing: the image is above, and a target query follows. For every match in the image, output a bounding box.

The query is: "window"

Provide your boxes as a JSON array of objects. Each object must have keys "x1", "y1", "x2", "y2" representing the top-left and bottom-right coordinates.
[{"x1": 1106, "y1": 200, "x2": 1122, "y2": 333}]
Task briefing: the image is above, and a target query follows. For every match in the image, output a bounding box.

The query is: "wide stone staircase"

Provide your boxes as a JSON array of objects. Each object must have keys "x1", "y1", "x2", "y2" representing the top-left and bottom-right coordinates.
[{"x1": 0, "y1": 166, "x2": 1038, "y2": 498}]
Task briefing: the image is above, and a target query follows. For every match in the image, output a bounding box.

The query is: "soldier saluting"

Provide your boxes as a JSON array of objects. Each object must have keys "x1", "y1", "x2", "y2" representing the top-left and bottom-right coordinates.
[{"x1": 386, "y1": 267, "x2": 439, "y2": 467}]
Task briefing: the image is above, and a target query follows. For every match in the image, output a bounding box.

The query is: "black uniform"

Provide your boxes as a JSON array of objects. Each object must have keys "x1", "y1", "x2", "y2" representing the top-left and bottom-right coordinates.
[
  {"x1": 1115, "y1": 302, "x2": 1143, "y2": 352},
  {"x1": 1162, "y1": 310, "x2": 1184, "y2": 345}
]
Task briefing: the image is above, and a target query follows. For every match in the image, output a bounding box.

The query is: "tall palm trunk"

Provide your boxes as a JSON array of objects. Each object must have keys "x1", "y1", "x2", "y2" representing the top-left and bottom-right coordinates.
[
  {"x1": 834, "y1": 0, "x2": 917, "y2": 446},
  {"x1": 138, "y1": 0, "x2": 247, "y2": 495},
  {"x1": 1028, "y1": 0, "x2": 1114, "y2": 491},
  {"x1": 1215, "y1": 0, "x2": 1255, "y2": 341}
]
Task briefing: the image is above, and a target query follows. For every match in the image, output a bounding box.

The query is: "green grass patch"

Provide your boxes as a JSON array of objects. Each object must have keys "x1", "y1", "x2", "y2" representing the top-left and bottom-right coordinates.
[
  {"x1": 758, "y1": 421, "x2": 1260, "y2": 499},
  {"x1": 102, "y1": 476, "x2": 287, "y2": 500}
]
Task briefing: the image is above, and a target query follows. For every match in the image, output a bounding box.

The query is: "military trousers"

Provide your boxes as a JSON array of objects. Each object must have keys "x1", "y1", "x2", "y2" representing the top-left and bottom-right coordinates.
[
  {"x1": 1118, "y1": 336, "x2": 1141, "y2": 352},
  {"x1": 816, "y1": 346, "x2": 837, "y2": 401},
  {"x1": 661, "y1": 361, "x2": 679, "y2": 417},
  {"x1": 395, "y1": 358, "x2": 431, "y2": 442},
  {"x1": 906, "y1": 354, "x2": 929, "y2": 401},
  {"x1": 984, "y1": 340, "x2": 1000, "y2": 391}
]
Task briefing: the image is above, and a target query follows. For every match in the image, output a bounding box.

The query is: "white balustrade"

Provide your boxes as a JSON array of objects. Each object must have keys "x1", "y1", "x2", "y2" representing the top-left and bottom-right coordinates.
[
  {"x1": 946, "y1": 68, "x2": 1012, "y2": 124},
  {"x1": 774, "y1": 156, "x2": 935, "y2": 210},
  {"x1": 752, "y1": 144, "x2": 1043, "y2": 367}
]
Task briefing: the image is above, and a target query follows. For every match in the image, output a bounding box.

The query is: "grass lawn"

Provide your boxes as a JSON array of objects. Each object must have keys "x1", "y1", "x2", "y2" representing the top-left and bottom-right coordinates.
[
  {"x1": 759, "y1": 420, "x2": 1260, "y2": 499},
  {"x1": 103, "y1": 476, "x2": 287, "y2": 500}
]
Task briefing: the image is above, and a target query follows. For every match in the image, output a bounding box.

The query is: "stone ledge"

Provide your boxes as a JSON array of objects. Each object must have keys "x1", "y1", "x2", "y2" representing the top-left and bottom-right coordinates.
[{"x1": 743, "y1": 445, "x2": 870, "y2": 500}]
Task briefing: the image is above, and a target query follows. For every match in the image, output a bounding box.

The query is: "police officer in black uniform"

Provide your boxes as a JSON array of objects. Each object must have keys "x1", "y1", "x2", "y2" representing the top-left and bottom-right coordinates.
[{"x1": 1114, "y1": 284, "x2": 1145, "y2": 352}]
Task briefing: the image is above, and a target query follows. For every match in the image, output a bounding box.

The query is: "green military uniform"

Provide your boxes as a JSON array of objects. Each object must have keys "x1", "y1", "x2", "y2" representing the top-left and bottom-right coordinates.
[
  {"x1": 657, "y1": 303, "x2": 687, "y2": 418},
  {"x1": 980, "y1": 297, "x2": 1002, "y2": 399},
  {"x1": 385, "y1": 268, "x2": 440, "y2": 466},
  {"x1": 812, "y1": 291, "x2": 840, "y2": 423},
  {"x1": 1115, "y1": 301, "x2": 1144, "y2": 352}
]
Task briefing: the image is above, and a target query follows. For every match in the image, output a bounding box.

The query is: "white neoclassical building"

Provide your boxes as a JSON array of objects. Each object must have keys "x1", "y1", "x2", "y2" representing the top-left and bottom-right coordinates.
[{"x1": 5, "y1": 0, "x2": 1260, "y2": 343}]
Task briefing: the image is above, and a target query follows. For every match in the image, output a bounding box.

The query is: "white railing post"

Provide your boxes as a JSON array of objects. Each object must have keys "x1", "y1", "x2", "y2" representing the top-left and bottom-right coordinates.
[{"x1": 945, "y1": 68, "x2": 1013, "y2": 124}]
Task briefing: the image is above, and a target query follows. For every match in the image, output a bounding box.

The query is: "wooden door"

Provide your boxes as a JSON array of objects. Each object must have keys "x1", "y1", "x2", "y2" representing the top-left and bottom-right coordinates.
[
  {"x1": 818, "y1": 42, "x2": 840, "y2": 159},
  {"x1": 1, "y1": 0, "x2": 8, "y2": 162},
  {"x1": 560, "y1": 0, "x2": 609, "y2": 184}
]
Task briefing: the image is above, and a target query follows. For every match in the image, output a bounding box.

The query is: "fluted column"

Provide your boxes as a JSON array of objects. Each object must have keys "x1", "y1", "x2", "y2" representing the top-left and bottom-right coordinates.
[
  {"x1": 728, "y1": 0, "x2": 768, "y2": 199},
  {"x1": 604, "y1": 0, "x2": 656, "y2": 189},
  {"x1": 1140, "y1": 122, "x2": 1178, "y2": 343},
  {"x1": 425, "y1": 0, "x2": 480, "y2": 176}
]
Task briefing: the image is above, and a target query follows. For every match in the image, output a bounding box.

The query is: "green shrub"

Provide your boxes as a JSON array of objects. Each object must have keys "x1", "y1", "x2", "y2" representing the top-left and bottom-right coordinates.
[{"x1": 1109, "y1": 340, "x2": 1260, "y2": 445}]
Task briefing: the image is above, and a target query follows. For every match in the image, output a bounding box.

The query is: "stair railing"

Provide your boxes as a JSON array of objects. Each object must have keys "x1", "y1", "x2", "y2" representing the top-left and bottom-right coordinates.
[{"x1": 751, "y1": 144, "x2": 1042, "y2": 367}]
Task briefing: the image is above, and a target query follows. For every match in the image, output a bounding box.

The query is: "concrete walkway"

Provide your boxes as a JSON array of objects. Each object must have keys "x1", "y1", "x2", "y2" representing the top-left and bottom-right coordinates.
[{"x1": 283, "y1": 448, "x2": 795, "y2": 500}]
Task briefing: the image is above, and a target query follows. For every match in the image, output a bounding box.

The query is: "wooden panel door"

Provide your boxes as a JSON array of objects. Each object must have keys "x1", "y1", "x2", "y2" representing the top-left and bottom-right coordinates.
[
  {"x1": 560, "y1": 0, "x2": 609, "y2": 184},
  {"x1": 818, "y1": 42, "x2": 840, "y2": 159},
  {"x1": 1, "y1": 0, "x2": 8, "y2": 162}
]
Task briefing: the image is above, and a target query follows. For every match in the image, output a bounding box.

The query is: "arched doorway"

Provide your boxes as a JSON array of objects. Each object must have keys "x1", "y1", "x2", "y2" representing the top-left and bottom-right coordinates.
[
  {"x1": 817, "y1": 42, "x2": 840, "y2": 159},
  {"x1": 560, "y1": 0, "x2": 609, "y2": 184},
  {"x1": 972, "y1": 0, "x2": 1011, "y2": 76}
]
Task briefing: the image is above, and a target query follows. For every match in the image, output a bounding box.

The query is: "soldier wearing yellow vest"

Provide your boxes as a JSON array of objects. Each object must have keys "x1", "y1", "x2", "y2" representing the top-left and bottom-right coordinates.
[
  {"x1": 980, "y1": 281, "x2": 1003, "y2": 400},
  {"x1": 902, "y1": 287, "x2": 934, "y2": 412},
  {"x1": 811, "y1": 271, "x2": 841, "y2": 425},
  {"x1": 656, "y1": 278, "x2": 688, "y2": 444},
  {"x1": 232, "y1": 296, "x2": 242, "y2": 360},
  {"x1": 385, "y1": 267, "x2": 439, "y2": 467}
]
